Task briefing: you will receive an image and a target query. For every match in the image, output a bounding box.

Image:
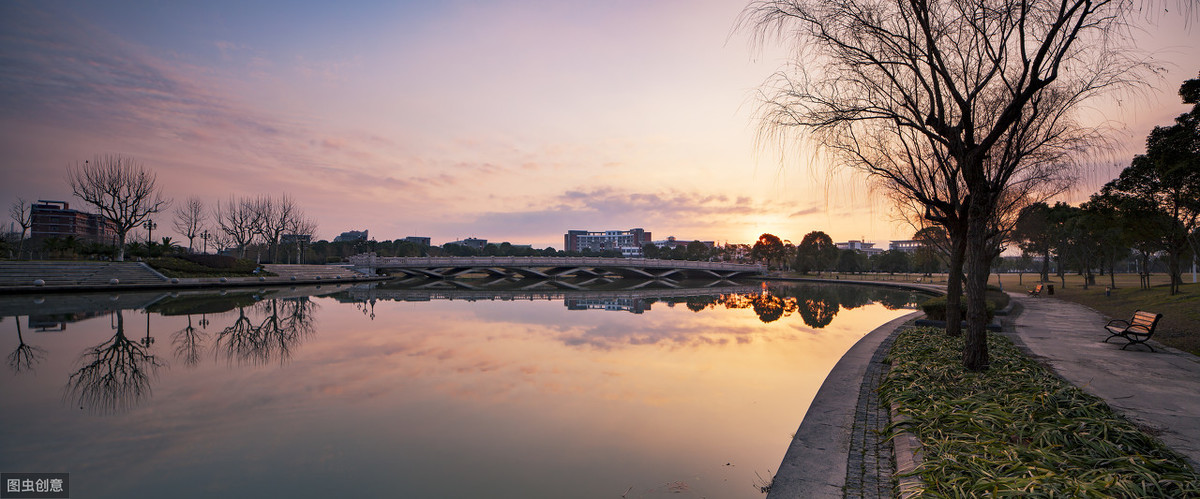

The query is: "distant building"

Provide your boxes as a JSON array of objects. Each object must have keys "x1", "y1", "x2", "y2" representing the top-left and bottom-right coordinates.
[
  {"x1": 29, "y1": 200, "x2": 117, "y2": 245},
  {"x1": 889, "y1": 240, "x2": 924, "y2": 253},
  {"x1": 281, "y1": 234, "x2": 311, "y2": 245},
  {"x1": 564, "y1": 228, "x2": 652, "y2": 255},
  {"x1": 403, "y1": 236, "x2": 431, "y2": 246},
  {"x1": 445, "y1": 238, "x2": 487, "y2": 251},
  {"x1": 333, "y1": 230, "x2": 368, "y2": 242},
  {"x1": 836, "y1": 240, "x2": 883, "y2": 257}
]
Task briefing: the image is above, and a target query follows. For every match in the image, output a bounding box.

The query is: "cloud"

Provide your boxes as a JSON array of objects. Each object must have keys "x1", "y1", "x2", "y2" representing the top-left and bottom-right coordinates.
[{"x1": 789, "y1": 207, "x2": 822, "y2": 217}]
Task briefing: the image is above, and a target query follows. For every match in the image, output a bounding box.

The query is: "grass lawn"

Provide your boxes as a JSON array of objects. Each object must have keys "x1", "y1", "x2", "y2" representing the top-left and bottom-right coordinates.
[{"x1": 797, "y1": 271, "x2": 1200, "y2": 356}]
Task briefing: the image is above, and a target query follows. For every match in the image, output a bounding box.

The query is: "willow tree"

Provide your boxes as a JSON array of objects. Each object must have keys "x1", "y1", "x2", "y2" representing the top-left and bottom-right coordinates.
[
  {"x1": 67, "y1": 155, "x2": 171, "y2": 262},
  {"x1": 739, "y1": 0, "x2": 1144, "y2": 370}
]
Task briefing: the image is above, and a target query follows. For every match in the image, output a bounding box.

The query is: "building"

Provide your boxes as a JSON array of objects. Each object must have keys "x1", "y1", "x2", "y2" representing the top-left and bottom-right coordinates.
[
  {"x1": 889, "y1": 240, "x2": 924, "y2": 253},
  {"x1": 564, "y1": 228, "x2": 651, "y2": 255},
  {"x1": 836, "y1": 240, "x2": 883, "y2": 257},
  {"x1": 281, "y1": 234, "x2": 312, "y2": 245},
  {"x1": 445, "y1": 238, "x2": 487, "y2": 251},
  {"x1": 403, "y1": 236, "x2": 431, "y2": 246},
  {"x1": 333, "y1": 230, "x2": 368, "y2": 242},
  {"x1": 29, "y1": 200, "x2": 117, "y2": 245}
]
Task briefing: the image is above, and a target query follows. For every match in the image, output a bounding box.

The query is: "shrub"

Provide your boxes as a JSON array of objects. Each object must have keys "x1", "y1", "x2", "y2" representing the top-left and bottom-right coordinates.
[
  {"x1": 147, "y1": 255, "x2": 267, "y2": 277},
  {"x1": 921, "y1": 295, "x2": 995, "y2": 322},
  {"x1": 178, "y1": 254, "x2": 249, "y2": 270}
]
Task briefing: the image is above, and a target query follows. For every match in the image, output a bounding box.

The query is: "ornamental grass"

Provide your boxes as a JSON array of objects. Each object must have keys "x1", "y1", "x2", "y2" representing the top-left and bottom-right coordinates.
[{"x1": 882, "y1": 327, "x2": 1200, "y2": 497}]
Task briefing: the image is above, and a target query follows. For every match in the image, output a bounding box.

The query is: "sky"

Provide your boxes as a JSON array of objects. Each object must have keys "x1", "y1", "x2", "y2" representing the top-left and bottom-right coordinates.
[{"x1": 1, "y1": 1, "x2": 1197, "y2": 249}]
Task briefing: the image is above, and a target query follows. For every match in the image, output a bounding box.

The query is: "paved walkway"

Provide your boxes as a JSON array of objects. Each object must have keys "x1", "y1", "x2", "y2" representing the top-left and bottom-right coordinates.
[{"x1": 1006, "y1": 293, "x2": 1200, "y2": 470}]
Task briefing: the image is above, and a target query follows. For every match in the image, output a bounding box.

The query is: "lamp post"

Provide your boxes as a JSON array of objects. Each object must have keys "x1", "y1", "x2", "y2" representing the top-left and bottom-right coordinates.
[
  {"x1": 200, "y1": 230, "x2": 210, "y2": 254},
  {"x1": 144, "y1": 220, "x2": 157, "y2": 244}
]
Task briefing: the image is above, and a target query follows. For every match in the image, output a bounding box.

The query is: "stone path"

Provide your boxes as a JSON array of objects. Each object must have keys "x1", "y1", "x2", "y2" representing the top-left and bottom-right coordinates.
[{"x1": 843, "y1": 327, "x2": 899, "y2": 498}]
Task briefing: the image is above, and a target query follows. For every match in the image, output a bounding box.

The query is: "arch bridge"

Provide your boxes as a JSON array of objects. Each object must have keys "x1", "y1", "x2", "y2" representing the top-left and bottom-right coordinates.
[{"x1": 348, "y1": 254, "x2": 764, "y2": 286}]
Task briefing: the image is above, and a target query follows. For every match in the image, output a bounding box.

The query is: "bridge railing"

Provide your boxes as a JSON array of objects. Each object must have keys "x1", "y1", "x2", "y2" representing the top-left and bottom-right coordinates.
[{"x1": 345, "y1": 255, "x2": 758, "y2": 271}]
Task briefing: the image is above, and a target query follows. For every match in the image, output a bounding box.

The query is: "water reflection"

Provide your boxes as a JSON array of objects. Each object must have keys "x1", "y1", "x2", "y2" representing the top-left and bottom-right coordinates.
[
  {"x1": 7, "y1": 316, "x2": 46, "y2": 373},
  {"x1": 171, "y1": 315, "x2": 205, "y2": 367},
  {"x1": 213, "y1": 298, "x2": 318, "y2": 366},
  {"x1": 2, "y1": 281, "x2": 931, "y2": 498},
  {"x1": 65, "y1": 310, "x2": 161, "y2": 415}
]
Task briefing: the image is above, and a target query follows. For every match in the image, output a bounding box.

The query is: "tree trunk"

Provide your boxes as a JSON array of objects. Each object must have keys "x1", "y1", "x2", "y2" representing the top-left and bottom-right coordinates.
[
  {"x1": 1040, "y1": 251, "x2": 1050, "y2": 282},
  {"x1": 116, "y1": 232, "x2": 127, "y2": 262},
  {"x1": 1168, "y1": 252, "x2": 1181, "y2": 295},
  {"x1": 944, "y1": 235, "x2": 966, "y2": 338},
  {"x1": 962, "y1": 196, "x2": 991, "y2": 372}
]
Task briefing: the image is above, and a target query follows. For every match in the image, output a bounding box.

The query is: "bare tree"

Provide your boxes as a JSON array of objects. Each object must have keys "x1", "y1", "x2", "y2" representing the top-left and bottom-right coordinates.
[
  {"x1": 8, "y1": 197, "x2": 31, "y2": 259},
  {"x1": 215, "y1": 196, "x2": 258, "y2": 258},
  {"x1": 66, "y1": 155, "x2": 171, "y2": 261},
  {"x1": 739, "y1": 0, "x2": 1148, "y2": 370},
  {"x1": 253, "y1": 194, "x2": 298, "y2": 264},
  {"x1": 288, "y1": 215, "x2": 319, "y2": 264},
  {"x1": 172, "y1": 196, "x2": 207, "y2": 254}
]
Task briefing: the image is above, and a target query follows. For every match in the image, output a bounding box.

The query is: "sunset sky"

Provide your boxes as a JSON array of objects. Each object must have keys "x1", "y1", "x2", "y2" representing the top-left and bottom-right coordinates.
[{"x1": 1, "y1": 1, "x2": 1196, "y2": 248}]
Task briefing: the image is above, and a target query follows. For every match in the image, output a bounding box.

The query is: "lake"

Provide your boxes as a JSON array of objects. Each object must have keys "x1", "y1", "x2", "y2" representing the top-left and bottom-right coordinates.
[{"x1": 1, "y1": 280, "x2": 928, "y2": 498}]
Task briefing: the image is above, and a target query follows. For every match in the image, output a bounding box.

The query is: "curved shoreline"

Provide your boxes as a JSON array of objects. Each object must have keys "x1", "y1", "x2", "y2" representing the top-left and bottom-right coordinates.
[{"x1": 766, "y1": 310, "x2": 922, "y2": 498}]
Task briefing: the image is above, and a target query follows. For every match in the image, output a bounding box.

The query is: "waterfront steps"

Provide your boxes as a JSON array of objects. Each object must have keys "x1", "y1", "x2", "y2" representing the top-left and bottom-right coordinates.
[{"x1": 0, "y1": 261, "x2": 169, "y2": 287}]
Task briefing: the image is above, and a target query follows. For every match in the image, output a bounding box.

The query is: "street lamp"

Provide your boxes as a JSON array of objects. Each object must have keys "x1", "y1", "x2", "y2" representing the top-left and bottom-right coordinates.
[
  {"x1": 200, "y1": 230, "x2": 210, "y2": 254},
  {"x1": 144, "y1": 220, "x2": 157, "y2": 244}
]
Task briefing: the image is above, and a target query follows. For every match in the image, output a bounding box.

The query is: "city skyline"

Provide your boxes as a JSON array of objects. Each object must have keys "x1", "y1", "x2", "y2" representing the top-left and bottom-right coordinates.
[{"x1": 2, "y1": 1, "x2": 1197, "y2": 249}]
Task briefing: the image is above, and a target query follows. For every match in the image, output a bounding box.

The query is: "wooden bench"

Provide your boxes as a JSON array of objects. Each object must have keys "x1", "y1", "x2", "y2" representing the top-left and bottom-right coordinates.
[
  {"x1": 1027, "y1": 284, "x2": 1043, "y2": 296},
  {"x1": 1104, "y1": 310, "x2": 1162, "y2": 352}
]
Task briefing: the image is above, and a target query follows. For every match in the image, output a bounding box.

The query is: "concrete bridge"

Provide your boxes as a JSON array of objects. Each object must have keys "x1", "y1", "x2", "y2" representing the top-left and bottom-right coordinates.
[{"x1": 347, "y1": 254, "x2": 764, "y2": 284}]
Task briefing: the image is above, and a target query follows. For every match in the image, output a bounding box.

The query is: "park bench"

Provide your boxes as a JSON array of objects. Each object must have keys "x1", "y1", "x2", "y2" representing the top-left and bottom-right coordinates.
[
  {"x1": 1103, "y1": 310, "x2": 1163, "y2": 352},
  {"x1": 1027, "y1": 284, "x2": 1043, "y2": 296}
]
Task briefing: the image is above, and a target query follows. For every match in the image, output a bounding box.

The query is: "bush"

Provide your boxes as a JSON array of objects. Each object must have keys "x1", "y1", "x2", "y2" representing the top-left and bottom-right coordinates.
[
  {"x1": 921, "y1": 295, "x2": 995, "y2": 322},
  {"x1": 147, "y1": 255, "x2": 269, "y2": 277},
  {"x1": 178, "y1": 254, "x2": 249, "y2": 270}
]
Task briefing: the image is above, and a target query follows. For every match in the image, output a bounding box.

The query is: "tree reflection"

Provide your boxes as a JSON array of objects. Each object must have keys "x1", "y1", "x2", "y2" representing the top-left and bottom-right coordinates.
[
  {"x1": 713, "y1": 293, "x2": 801, "y2": 324},
  {"x1": 706, "y1": 284, "x2": 923, "y2": 327},
  {"x1": 171, "y1": 314, "x2": 206, "y2": 367},
  {"x1": 8, "y1": 317, "x2": 47, "y2": 374},
  {"x1": 797, "y1": 297, "x2": 839, "y2": 328},
  {"x1": 213, "y1": 298, "x2": 317, "y2": 366},
  {"x1": 65, "y1": 310, "x2": 161, "y2": 414}
]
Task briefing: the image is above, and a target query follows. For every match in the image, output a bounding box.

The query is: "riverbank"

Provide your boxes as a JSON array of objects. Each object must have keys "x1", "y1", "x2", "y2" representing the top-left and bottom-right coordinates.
[
  {"x1": 0, "y1": 260, "x2": 391, "y2": 294},
  {"x1": 769, "y1": 280, "x2": 1200, "y2": 497}
]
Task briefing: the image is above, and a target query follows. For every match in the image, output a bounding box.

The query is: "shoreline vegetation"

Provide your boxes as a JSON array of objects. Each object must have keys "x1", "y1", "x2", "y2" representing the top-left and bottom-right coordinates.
[{"x1": 882, "y1": 326, "x2": 1200, "y2": 496}]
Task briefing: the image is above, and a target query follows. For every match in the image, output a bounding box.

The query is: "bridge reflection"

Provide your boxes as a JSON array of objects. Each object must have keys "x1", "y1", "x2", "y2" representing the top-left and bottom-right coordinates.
[{"x1": 348, "y1": 254, "x2": 765, "y2": 287}]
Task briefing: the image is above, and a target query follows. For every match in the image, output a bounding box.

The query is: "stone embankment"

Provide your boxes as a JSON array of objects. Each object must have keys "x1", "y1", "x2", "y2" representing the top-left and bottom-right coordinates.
[{"x1": 0, "y1": 261, "x2": 388, "y2": 294}]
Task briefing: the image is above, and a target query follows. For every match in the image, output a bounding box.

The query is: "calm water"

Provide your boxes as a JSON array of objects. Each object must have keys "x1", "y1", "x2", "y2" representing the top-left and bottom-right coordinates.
[{"x1": 1, "y1": 280, "x2": 927, "y2": 498}]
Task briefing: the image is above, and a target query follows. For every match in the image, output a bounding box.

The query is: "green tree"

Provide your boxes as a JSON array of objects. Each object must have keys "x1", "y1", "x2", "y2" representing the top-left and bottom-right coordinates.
[
  {"x1": 1013, "y1": 203, "x2": 1055, "y2": 282},
  {"x1": 1100, "y1": 74, "x2": 1200, "y2": 295},
  {"x1": 874, "y1": 249, "x2": 910, "y2": 274},
  {"x1": 751, "y1": 233, "x2": 785, "y2": 269},
  {"x1": 685, "y1": 241, "x2": 710, "y2": 261},
  {"x1": 836, "y1": 249, "x2": 863, "y2": 273},
  {"x1": 641, "y1": 243, "x2": 660, "y2": 259},
  {"x1": 795, "y1": 231, "x2": 836, "y2": 274}
]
